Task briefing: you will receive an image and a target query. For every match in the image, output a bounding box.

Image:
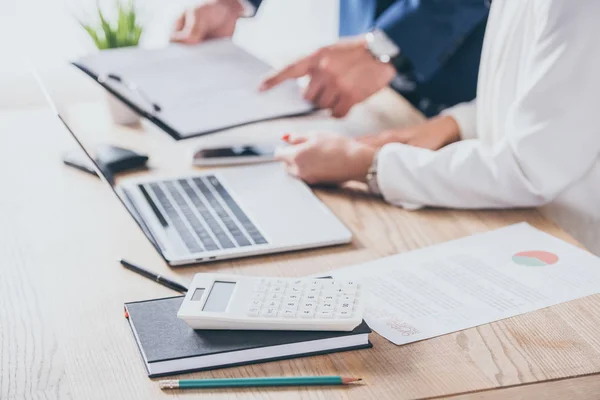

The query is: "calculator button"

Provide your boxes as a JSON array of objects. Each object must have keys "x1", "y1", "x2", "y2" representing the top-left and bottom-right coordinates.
[
  {"x1": 270, "y1": 286, "x2": 285, "y2": 294},
  {"x1": 307, "y1": 287, "x2": 320, "y2": 295},
  {"x1": 250, "y1": 300, "x2": 262, "y2": 308},
  {"x1": 266, "y1": 293, "x2": 283, "y2": 301},
  {"x1": 254, "y1": 284, "x2": 269, "y2": 293},
  {"x1": 321, "y1": 294, "x2": 336, "y2": 302},
  {"x1": 309, "y1": 280, "x2": 322, "y2": 287},
  {"x1": 271, "y1": 279, "x2": 287, "y2": 286},
  {"x1": 337, "y1": 302, "x2": 353, "y2": 311},
  {"x1": 279, "y1": 309, "x2": 296, "y2": 318},
  {"x1": 336, "y1": 310, "x2": 353, "y2": 318},
  {"x1": 286, "y1": 294, "x2": 301, "y2": 302},
  {"x1": 320, "y1": 302, "x2": 335, "y2": 310},
  {"x1": 299, "y1": 309, "x2": 315, "y2": 318},
  {"x1": 303, "y1": 294, "x2": 318, "y2": 302},
  {"x1": 251, "y1": 292, "x2": 265, "y2": 300},
  {"x1": 341, "y1": 295, "x2": 355, "y2": 303},
  {"x1": 321, "y1": 290, "x2": 341, "y2": 298},
  {"x1": 321, "y1": 280, "x2": 339, "y2": 288},
  {"x1": 316, "y1": 310, "x2": 334, "y2": 318},
  {"x1": 286, "y1": 286, "x2": 303, "y2": 294},
  {"x1": 291, "y1": 279, "x2": 304, "y2": 286},
  {"x1": 284, "y1": 301, "x2": 298, "y2": 309},
  {"x1": 301, "y1": 302, "x2": 317, "y2": 311},
  {"x1": 266, "y1": 300, "x2": 280, "y2": 309},
  {"x1": 247, "y1": 308, "x2": 260, "y2": 317},
  {"x1": 260, "y1": 308, "x2": 278, "y2": 317}
]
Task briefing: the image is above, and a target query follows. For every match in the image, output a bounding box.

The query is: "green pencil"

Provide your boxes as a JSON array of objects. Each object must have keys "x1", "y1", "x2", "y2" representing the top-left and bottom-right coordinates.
[{"x1": 159, "y1": 376, "x2": 362, "y2": 389}]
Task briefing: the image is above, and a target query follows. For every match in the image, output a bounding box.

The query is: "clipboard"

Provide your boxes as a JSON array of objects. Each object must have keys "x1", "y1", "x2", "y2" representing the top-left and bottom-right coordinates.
[{"x1": 73, "y1": 40, "x2": 315, "y2": 140}]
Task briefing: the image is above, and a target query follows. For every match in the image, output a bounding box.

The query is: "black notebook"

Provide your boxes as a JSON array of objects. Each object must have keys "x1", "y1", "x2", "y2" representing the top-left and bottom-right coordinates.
[
  {"x1": 73, "y1": 39, "x2": 314, "y2": 140},
  {"x1": 124, "y1": 296, "x2": 372, "y2": 377}
]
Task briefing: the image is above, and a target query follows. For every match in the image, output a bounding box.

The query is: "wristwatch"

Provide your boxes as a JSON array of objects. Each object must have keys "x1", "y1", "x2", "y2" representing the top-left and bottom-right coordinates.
[
  {"x1": 364, "y1": 29, "x2": 411, "y2": 74},
  {"x1": 366, "y1": 150, "x2": 382, "y2": 196}
]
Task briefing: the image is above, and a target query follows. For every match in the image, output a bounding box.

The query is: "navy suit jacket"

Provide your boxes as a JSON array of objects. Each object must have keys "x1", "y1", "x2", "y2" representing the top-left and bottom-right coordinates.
[{"x1": 248, "y1": 0, "x2": 489, "y2": 116}]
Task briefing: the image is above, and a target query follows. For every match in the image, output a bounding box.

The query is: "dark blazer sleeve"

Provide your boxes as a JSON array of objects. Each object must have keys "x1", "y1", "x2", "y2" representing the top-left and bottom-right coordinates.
[
  {"x1": 374, "y1": 0, "x2": 489, "y2": 81},
  {"x1": 245, "y1": 0, "x2": 263, "y2": 12}
]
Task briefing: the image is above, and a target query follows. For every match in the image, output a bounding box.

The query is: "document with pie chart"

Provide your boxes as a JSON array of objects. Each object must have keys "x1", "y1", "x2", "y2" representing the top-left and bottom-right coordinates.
[{"x1": 330, "y1": 223, "x2": 600, "y2": 345}]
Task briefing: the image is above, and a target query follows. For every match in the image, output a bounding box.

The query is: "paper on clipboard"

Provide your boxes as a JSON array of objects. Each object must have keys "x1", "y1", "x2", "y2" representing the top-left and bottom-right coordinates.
[{"x1": 74, "y1": 39, "x2": 314, "y2": 138}]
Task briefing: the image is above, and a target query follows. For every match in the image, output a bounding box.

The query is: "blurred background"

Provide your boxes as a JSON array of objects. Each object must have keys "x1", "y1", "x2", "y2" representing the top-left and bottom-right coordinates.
[{"x1": 0, "y1": 0, "x2": 338, "y2": 109}]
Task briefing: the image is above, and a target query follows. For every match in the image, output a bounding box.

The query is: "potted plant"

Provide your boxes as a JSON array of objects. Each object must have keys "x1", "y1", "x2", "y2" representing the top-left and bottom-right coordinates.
[{"x1": 80, "y1": 0, "x2": 143, "y2": 125}]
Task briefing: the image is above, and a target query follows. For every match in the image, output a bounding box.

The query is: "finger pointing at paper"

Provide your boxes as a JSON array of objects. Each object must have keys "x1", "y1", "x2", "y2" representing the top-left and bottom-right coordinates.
[{"x1": 260, "y1": 38, "x2": 396, "y2": 118}]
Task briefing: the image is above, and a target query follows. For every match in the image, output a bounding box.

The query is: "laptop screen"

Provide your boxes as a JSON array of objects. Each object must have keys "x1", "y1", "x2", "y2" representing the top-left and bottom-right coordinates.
[
  {"x1": 34, "y1": 69, "x2": 116, "y2": 187},
  {"x1": 32, "y1": 68, "x2": 164, "y2": 257}
]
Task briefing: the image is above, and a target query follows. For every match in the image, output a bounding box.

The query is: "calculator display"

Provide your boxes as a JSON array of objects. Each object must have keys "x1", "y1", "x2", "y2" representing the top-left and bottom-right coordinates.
[
  {"x1": 202, "y1": 281, "x2": 236, "y2": 312},
  {"x1": 191, "y1": 288, "x2": 205, "y2": 301}
]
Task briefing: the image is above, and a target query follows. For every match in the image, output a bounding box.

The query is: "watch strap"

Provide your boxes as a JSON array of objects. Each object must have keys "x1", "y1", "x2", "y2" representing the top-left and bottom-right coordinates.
[
  {"x1": 366, "y1": 150, "x2": 382, "y2": 196},
  {"x1": 365, "y1": 29, "x2": 414, "y2": 76}
]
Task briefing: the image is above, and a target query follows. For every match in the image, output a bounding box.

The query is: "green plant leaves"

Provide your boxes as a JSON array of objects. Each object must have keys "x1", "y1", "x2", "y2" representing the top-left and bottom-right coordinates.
[{"x1": 79, "y1": 0, "x2": 143, "y2": 50}]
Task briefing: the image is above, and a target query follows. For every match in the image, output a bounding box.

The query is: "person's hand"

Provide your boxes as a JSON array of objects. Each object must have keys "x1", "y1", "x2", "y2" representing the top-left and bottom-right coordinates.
[
  {"x1": 275, "y1": 133, "x2": 377, "y2": 185},
  {"x1": 357, "y1": 116, "x2": 461, "y2": 151},
  {"x1": 170, "y1": 0, "x2": 244, "y2": 44},
  {"x1": 260, "y1": 38, "x2": 396, "y2": 118}
]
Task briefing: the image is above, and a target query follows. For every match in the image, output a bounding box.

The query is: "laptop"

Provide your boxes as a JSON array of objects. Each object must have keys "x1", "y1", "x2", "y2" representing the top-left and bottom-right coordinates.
[{"x1": 35, "y1": 74, "x2": 352, "y2": 266}]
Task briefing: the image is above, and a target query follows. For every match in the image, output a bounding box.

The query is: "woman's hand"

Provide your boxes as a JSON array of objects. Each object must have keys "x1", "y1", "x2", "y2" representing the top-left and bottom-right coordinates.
[
  {"x1": 357, "y1": 115, "x2": 461, "y2": 150},
  {"x1": 275, "y1": 133, "x2": 377, "y2": 185}
]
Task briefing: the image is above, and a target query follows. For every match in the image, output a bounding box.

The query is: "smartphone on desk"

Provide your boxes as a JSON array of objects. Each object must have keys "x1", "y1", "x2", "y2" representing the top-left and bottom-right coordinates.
[{"x1": 193, "y1": 145, "x2": 277, "y2": 166}]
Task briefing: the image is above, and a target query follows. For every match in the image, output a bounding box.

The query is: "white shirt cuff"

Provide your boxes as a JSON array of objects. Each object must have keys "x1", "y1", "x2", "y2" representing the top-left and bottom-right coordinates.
[
  {"x1": 441, "y1": 101, "x2": 478, "y2": 140},
  {"x1": 376, "y1": 143, "x2": 425, "y2": 210},
  {"x1": 238, "y1": 0, "x2": 257, "y2": 17}
]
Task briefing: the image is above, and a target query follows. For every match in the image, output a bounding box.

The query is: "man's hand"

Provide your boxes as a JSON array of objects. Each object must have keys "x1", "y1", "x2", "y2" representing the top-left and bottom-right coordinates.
[
  {"x1": 170, "y1": 0, "x2": 245, "y2": 44},
  {"x1": 275, "y1": 133, "x2": 377, "y2": 185},
  {"x1": 260, "y1": 38, "x2": 396, "y2": 118},
  {"x1": 357, "y1": 116, "x2": 461, "y2": 151}
]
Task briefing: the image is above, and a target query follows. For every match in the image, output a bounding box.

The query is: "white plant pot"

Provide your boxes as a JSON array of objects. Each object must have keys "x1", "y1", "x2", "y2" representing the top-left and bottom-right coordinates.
[{"x1": 106, "y1": 92, "x2": 140, "y2": 126}]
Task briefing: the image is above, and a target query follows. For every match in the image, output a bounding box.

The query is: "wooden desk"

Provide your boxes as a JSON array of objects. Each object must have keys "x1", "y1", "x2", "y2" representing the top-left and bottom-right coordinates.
[{"x1": 3, "y1": 70, "x2": 600, "y2": 400}]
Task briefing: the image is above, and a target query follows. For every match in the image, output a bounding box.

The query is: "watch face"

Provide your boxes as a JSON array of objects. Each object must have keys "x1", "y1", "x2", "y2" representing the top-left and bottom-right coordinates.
[{"x1": 367, "y1": 30, "x2": 400, "y2": 61}]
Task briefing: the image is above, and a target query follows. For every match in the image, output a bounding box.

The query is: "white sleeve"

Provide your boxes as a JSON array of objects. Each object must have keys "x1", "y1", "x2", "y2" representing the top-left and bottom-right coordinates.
[
  {"x1": 238, "y1": 0, "x2": 257, "y2": 17},
  {"x1": 377, "y1": 2, "x2": 600, "y2": 209},
  {"x1": 441, "y1": 100, "x2": 477, "y2": 140}
]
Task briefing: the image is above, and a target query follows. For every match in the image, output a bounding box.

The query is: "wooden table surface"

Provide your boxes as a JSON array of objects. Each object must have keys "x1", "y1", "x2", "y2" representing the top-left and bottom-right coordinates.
[{"x1": 3, "y1": 68, "x2": 600, "y2": 400}]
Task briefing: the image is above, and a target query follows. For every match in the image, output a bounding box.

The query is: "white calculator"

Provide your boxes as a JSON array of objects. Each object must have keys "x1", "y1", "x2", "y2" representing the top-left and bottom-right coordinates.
[{"x1": 177, "y1": 274, "x2": 365, "y2": 332}]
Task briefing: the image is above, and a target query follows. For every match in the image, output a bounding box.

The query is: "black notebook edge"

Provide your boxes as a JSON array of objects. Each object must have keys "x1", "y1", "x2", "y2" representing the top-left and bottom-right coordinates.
[
  {"x1": 147, "y1": 341, "x2": 372, "y2": 378},
  {"x1": 71, "y1": 62, "x2": 316, "y2": 141},
  {"x1": 124, "y1": 296, "x2": 372, "y2": 378}
]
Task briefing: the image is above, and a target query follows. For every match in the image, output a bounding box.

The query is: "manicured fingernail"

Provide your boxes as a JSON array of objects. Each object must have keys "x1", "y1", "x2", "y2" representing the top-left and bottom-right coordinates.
[{"x1": 282, "y1": 133, "x2": 291, "y2": 142}]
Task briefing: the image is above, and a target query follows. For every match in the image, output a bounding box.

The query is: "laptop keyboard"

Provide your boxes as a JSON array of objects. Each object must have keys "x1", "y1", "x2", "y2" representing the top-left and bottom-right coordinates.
[{"x1": 140, "y1": 175, "x2": 268, "y2": 254}]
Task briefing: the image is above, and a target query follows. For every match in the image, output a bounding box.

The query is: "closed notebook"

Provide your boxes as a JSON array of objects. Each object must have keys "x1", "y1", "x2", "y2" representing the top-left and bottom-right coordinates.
[
  {"x1": 124, "y1": 296, "x2": 372, "y2": 378},
  {"x1": 73, "y1": 39, "x2": 314, "y2": 140}
]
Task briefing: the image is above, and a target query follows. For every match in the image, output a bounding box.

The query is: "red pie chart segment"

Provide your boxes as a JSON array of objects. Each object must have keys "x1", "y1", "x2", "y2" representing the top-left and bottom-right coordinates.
[{"x1": 512, "y1": 251, "x2": 559, "y2": 266}]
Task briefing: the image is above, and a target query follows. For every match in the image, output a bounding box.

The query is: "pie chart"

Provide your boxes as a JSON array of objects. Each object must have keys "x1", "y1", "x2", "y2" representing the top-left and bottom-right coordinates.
[{"x1": 512, "y1": 251, "x2": 559, "y2": 266}]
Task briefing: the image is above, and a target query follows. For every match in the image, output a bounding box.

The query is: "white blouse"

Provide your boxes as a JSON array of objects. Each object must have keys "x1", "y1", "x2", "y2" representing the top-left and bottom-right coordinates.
[{"x1": 377, "y1": 0, "x2": 600, "y2": 212}]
